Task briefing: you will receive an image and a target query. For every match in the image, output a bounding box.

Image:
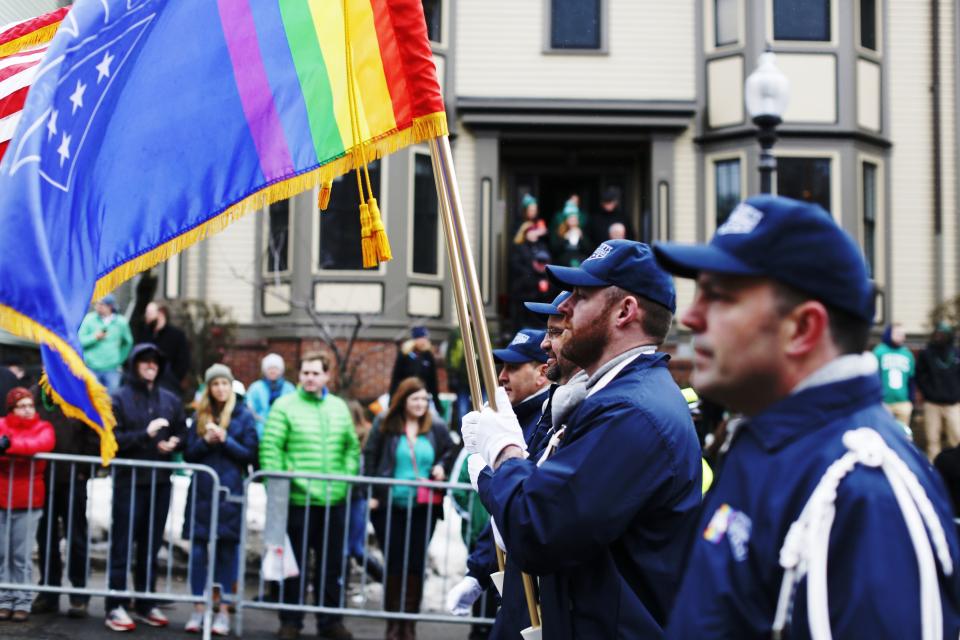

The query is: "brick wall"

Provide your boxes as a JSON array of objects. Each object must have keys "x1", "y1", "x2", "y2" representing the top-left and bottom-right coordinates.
[{"x1": 224, "y1": 337, "x2": 449, "y2": 403}]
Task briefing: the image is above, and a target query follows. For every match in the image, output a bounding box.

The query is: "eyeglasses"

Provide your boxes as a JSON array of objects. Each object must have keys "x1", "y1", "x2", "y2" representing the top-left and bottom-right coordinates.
[{"x1": 14, "y1": 402, "x2": 35, "y2": 410}]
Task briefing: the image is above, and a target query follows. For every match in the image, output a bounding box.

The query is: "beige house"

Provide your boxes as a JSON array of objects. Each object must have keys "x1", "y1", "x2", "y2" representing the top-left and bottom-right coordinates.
[{"x1": 3, "y1": 1, "x2": 957, "y2": 386}]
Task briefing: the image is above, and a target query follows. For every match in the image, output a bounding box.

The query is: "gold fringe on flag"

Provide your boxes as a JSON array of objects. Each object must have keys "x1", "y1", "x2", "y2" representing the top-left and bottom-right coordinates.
[
  {"x1": 0, "y1": 21, "x2": 61, "y2": 58},
  {"x1": 0, "y1": 303, "x2": 117, "y2": 464}
]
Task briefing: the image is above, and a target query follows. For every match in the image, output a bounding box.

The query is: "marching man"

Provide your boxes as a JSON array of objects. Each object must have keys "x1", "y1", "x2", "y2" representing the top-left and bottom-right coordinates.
[
  {"x1": 463, "y1": 241, "x2": 702, "y2": 639},
  {"x1": 655, "y1": 195, "x2": 960, "y2": 638}
]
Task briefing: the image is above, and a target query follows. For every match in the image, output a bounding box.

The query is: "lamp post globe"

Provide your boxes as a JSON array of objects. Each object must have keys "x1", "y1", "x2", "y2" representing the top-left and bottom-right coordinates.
[{"x1": 745, "y1": 51, "x2": 790, "y2": 194}]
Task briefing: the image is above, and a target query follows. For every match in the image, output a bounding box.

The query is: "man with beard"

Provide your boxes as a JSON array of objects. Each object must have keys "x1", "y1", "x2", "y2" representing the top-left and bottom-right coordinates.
[
  {"x1": 462, "y1": 241, "x2": 702, "y2": 639},
  {"x1": 654, "y1": 196, "x2": 960, "y2": 638}
]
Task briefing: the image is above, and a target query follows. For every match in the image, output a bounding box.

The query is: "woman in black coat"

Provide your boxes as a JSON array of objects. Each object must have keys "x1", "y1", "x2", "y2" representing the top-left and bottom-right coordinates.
[
  {"x1": 181, "y1": 364, "x2": 258, "y2": 636},
  {"x1": 363, "y1": 377, "x2": 454, "y2": 640}
]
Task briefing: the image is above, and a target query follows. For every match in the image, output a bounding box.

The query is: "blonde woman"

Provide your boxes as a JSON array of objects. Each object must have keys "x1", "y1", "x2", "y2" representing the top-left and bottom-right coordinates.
[{"x1": 182, "y1": 365, "x2": 258, "y2": 636}]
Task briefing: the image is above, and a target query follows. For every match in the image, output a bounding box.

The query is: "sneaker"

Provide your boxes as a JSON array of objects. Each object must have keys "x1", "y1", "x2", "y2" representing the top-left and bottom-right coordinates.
[
  {"x1": 318, "y1": 621, "x2": 354, "y2": 640},
  {"x1": 31, "y1": 594, "x2": 59, "y2": 614},
  {"x1": 11, "y1": 610, "x2": 29, "y2": 622},
  {"x1": 184, "y1": 611, "x2": 203, "y2": 633},
  {"x1": 105, "y1": 606, "x2": 136, "y2": 632},
  {"x1": 67, "y1": 600, "x2": 89, "y2": 619},
  {"x1": 211, "y1": 612, "x2": 230, "y2": 637},
  {"x1": 0, "y1": 609, "x2": 11, "y2": 621},
  {"x1": 135, "y1": 606, "x2": 169, "y2": 627}
]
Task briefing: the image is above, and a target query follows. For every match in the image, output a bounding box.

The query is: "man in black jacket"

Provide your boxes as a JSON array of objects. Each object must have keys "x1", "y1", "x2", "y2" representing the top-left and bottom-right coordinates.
[
  {"x1": 104, "y1": 343, "x2": 186, "y2": 632},
  {"x1": 136, "y1": 303, "x2": 190, "y2": 397},
  {"x1": 916, "y1": 322, "x2": 960, "y2": 459}
]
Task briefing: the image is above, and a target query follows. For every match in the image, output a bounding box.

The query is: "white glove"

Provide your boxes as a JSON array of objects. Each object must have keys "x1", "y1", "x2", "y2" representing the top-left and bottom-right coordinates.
[
  {"x1": 467, "y1": 454, "x2": 487, "y2": 492},
  {"x1": 462, "y1": 387, "x2": 526, "y2": 465},
  {"x1": 446, "y1": 575, "x2": 483, "y2": 616},
  {"x1": 490, "y1": 516, "x2": 506, "y2": 552}
]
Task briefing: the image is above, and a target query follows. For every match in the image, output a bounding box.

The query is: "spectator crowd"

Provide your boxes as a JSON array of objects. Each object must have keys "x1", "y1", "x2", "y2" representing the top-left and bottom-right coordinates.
[{"x1": 5, "y1": 195, "x2": 960, "y2": 640}]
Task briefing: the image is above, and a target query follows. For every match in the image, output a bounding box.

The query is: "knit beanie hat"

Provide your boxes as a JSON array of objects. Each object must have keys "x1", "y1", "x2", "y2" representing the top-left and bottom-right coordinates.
[
  {"x1": 6, "y1": 387, "x2": 32, "y2": 412},
  {"x1": 204, "y1": 364, "x2": 234, "y2": 386},
  {"x1": 261, "y1": 353, "x2": 285, "y2": 375}
]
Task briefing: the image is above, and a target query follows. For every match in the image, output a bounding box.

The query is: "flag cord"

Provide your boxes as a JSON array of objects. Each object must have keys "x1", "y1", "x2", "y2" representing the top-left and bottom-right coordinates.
[{"x1": 343, "y1": 0, "x2": 391, "y2": 267}]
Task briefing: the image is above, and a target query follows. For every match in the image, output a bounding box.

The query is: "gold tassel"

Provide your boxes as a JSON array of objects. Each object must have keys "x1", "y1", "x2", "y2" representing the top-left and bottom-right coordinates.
[
  {"x1": 318, "y1": 180, "x2": 333, "y2": 211},
  {"x1": 359, "y1": 202, "x2": 377, "y2": 268},
  {"x1": 367, "y1": 197, "x2": 392, "y2": 262}
]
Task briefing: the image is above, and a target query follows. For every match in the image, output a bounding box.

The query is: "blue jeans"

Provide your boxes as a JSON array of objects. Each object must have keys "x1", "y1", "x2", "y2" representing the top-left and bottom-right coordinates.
[
  {"x1": 346, "y1": 496, "x2": 368, "y2": 560},
  {"x1": 0, "y1": 509, "x2": 42, "y2": 612},
  {"x1": 95, "y1": 369, "x2": 122, "y2": 394},
  {"x1": 190, "y1": 541, "x2": 239, "y2": 599}
]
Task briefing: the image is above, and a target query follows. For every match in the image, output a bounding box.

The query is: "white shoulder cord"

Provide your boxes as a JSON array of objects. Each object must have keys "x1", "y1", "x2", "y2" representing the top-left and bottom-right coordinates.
[{"x1": 772, "y1": 428, "x2": 953, "y2": 640}]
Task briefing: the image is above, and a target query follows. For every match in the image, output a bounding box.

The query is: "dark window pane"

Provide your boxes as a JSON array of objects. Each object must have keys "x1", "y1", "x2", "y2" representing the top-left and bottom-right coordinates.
[
  {"x1": 319, "y1": 161, "x2": 381, "y2": 271},
  {"x1": 715, "y1": 159, "x2": 741, "y2": 227},
  {"x1": 412, "y1": 154, "x2": 439, "y2": 275},
  {"x1": 715, "y1": 0, "x2": 738, "y2": 47},
  {"x1": 860, "y1": 0, "x2": 876, "y2": 50},
  {"x1": 422, "y1": 0, "x2": 442, "y2": 44},
  {"x1": 266, "y1": 200, "x2": 289, "y2": 273},
  {"x1": 551, "y1": 0, "x2": 601, "y2": 50},
  {"x1": 773, "y1": 0, "x2": 830, "y2": 41},
  {"x1": 777, "y1": 157, "x2": 831, "y2": 212},
  {"x1": 862, "y1": 162, "x2": 877, "y2": 278}
]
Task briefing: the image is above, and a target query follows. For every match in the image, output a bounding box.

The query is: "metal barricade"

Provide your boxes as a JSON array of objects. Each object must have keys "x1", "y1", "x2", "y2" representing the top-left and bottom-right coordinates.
[
  {"x1": 236, "y1": 470, "x2": 497, "y2": 635},
  {"x1": 0, "y1": 452, "x2": 223, "y2": 640}
]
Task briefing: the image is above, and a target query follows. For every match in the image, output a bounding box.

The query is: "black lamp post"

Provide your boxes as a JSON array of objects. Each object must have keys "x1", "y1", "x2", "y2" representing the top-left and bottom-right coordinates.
[{"x1": 745, "y1": 52, "x2": 790, "y2": 194}]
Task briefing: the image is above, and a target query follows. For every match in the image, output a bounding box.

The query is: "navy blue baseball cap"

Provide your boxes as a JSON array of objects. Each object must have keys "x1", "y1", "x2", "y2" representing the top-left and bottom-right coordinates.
[
  {"x1": 524, "y1": 291, "x2": 571, "y2": 317},
  {"x1": 546, "y1": 240, "x2": 677, "y2": 313},
  {"x1": 653, "y1": 196, "x2": 875, "y2": 322},
  {"x1": 493, "y1": 329, "x2": 548, "y2": 364}
]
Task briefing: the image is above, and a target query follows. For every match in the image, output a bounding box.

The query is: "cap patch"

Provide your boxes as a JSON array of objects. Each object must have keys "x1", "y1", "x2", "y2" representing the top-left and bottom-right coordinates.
[
  {"x1": 586, "y1": 242, "x2": 613, "y2": 262},
  {"x1": 716, "y1": 203, "x2": 764, "y2": 236},
  {"x1": 510, "y1": 333, "x2": 531, "y2": 346}
]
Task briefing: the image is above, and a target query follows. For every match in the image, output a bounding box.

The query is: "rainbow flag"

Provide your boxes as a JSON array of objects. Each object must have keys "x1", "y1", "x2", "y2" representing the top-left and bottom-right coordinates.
[{"x1": 0, "y1": 0, "x2": 446, "y2": 462}]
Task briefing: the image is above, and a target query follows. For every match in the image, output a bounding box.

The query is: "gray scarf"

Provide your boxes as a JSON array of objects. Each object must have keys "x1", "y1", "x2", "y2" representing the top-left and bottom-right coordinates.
[{"x1": 551, "y1": 344, "x2": 657, "y2": 430}]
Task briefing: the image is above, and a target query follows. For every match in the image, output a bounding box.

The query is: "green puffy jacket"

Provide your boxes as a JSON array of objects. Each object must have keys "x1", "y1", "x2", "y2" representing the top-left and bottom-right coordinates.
[{"x1": 259, "y1": 387, "x2": 360, "y2": 506}]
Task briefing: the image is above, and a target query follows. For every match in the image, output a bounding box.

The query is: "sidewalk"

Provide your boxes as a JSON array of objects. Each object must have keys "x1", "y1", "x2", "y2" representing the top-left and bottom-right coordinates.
[{"x1": 0, "y1": 598, "x2": 472, "y2": 640}]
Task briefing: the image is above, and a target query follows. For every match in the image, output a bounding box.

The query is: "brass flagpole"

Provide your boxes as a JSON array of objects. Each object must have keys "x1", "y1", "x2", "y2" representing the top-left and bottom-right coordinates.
[{"x1": 428, "y1": 135, "x2": 541, "y2": 630}]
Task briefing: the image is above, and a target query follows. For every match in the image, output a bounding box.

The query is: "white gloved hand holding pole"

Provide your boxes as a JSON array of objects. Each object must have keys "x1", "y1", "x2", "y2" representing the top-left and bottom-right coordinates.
[
  {"x1": 446, "y1": 575, "x2": 484, "y2": 616},
  {"x1": 462, "y1": 387, "x2": 526, "y2": 466}
]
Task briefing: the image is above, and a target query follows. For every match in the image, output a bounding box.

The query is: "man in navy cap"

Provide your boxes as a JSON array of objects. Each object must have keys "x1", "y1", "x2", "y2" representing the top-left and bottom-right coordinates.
[
  {"x1": 493, "y1": 328, "x2": 551, "y2": 441},
  {"x1": 654, "y1": 196, "x2": 960, "y2": 638},
  {"x1": 462, "y1": 240, "x2": 702, "y2": 638}
]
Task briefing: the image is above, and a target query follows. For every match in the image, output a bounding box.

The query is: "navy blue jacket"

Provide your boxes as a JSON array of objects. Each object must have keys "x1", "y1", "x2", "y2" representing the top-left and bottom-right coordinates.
[
  {"x1": 111, "y1": 357, "x2": 187, "y2": 485},
  {"x1": 479, "y1": 353, "x2": 702, "y2": 639},
  {"x1": 666, "y1": 372, "x2": 960, "y2": 639},
  {"x1": 182, "y1": 398, "x2": 258, "y2": 542}
]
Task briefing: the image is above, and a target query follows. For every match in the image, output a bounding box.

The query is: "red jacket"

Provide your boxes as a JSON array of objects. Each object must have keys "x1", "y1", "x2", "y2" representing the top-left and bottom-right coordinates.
[{"x1": 0, "y1": 414, "x2": 55, "y2": 509}]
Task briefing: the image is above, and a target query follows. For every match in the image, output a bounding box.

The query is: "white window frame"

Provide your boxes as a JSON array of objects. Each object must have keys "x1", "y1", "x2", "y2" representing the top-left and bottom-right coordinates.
[
  {"x1": 766, "y1": 0, "x2": 838, "y2": 47},
  {"x1": 772, "y1": 148, "x2": 842, "y2": 220},
  {"x1": 311, "y1": 158, "x2": 389, "y2": 277},
  {"x1": 858, "y1": 153, "x2": 885, "y2": 287},
  {"x1": 704, "y1": 150, "x2": 748, "y2": 238},
  {"x1": 262, "y1": 198, "x2": 293, "y2": 278},
  {"x1": 407, "y1": 146, "x2": 445, "y2": 281},
  {"x1": 704, "y1": 0, "x2": 744, "y2": 54},
  {"x1": 543, "y1": 0, "x2": 609, "y2": 55}
]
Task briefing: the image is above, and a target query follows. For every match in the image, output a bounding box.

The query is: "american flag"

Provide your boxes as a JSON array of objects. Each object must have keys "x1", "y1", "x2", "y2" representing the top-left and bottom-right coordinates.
[{"x1": 0, "y1": 7, "x2": 68, "y2": 161}]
